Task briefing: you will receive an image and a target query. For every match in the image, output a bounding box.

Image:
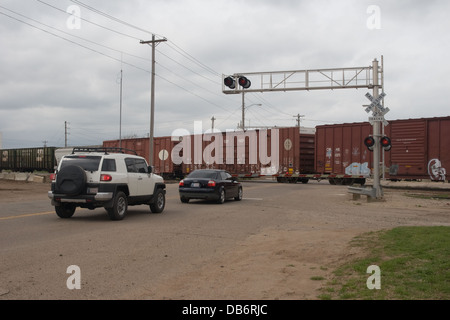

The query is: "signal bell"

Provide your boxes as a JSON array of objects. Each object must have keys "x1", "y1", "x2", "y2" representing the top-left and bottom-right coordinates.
[
  {"x1": 380, "y1": 136, "x2": 392, "y2": 151},
  {"x1": 364, "y1": 136, "x2": 375, "y2": 151}
]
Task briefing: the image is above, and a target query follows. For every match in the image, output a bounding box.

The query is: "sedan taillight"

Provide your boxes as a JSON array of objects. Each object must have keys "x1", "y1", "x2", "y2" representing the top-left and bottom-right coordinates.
[
  {"x1": 207, "y1": 180, "x2": 216, "y2": 187},
  {"x1": 179, "y1": 180, "x2": 184, "y2": 187}
]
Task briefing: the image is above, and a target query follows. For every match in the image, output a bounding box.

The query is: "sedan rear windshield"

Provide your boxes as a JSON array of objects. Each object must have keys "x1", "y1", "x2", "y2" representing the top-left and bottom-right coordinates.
[
  {"x1": 186, "y1": 170, "x2": 218, "y2": 179},
  {"x1": 60, "y1": 156, "x2": 102, "y2": 172}
]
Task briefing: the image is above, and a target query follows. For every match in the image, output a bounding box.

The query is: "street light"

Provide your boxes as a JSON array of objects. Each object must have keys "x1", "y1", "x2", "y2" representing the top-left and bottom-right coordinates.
[{"x1": 241, "y1": 98, "x2": 262, "y2": 130}]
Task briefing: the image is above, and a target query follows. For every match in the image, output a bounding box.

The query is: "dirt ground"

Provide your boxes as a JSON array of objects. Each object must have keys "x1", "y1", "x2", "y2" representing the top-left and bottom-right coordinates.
[{"x1": 1, "y1": 179, "x2": 450, "y2": 300}]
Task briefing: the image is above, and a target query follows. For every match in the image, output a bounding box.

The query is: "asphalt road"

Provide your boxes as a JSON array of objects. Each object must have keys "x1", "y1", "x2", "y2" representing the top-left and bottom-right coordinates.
[
  {"x1": 0, "y1": 180, "x2": 327, "y2": 299},
  {"x1": 1, "y1": 179, "x2": 449, "y2": 301}
]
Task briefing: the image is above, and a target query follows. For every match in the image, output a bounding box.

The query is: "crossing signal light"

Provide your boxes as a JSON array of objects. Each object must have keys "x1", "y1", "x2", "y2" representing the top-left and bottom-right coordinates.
[
  {"x1": 364, "y1": 136, "x2": 375, "y2": 151},
  {"x1": 380, "y1": 136, "x2": 392, "y2": 151},
  {"x1": 224, "y1": 76, "x2": 235, "y2": 89},
  {"x1": 238, "y1": 76, "x2": 251, "y2": 89}
]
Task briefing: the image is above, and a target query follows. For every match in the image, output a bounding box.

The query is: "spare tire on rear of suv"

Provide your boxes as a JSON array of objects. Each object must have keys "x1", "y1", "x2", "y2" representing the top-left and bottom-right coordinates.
[{"x1": 55, "y1": 165, "x2": 86, "y2": 196}]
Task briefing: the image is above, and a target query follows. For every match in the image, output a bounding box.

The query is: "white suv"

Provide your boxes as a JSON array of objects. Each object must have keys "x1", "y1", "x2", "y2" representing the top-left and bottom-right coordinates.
[{"x1": 48, "y1": 147, "x2": 166, "y2": 220}]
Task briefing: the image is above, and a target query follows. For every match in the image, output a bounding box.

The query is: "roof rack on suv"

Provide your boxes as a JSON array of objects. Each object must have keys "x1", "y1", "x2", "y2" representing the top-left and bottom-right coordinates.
[{"x1": 71, "y1": 147, "x2": 138, "y2": 155}]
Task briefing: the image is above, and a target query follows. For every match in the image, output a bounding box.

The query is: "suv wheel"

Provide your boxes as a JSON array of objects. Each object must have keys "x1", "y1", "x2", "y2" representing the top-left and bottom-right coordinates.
[
  {"x1": 150, "y1": 189, "x2": 165, "y2": 213},
  {"x1": 107, "y1": 191, "x2": 128, "y2": 220},
  {"x1": 55, "y1": 203, "x2": 76, "y2": 218}
]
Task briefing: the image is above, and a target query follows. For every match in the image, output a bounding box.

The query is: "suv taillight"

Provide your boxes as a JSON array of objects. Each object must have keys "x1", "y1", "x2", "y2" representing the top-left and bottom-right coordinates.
[
  {"x1": 100, "y1": 174, "x2": 112, "y2": 182},
  {"x1": 50, "y1": 173, "x2": 56, "y2": 181}
]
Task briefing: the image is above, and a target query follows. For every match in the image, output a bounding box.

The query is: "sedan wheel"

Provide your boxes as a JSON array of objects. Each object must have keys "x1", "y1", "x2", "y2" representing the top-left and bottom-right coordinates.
[
  {"x1": 217, "y1": 188, "x2": 225, "y2": 204},
  {"x1": 234, "y1": 187, "x2": 243, "y2": 201},
  {"x1": 180, "y1": 196, "x2": 189, "y2": 203}
]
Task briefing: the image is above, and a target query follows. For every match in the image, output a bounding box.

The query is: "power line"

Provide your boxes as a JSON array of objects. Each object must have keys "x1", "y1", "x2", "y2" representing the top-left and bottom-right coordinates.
[
  {"x1": 0, "y1": 9, "x2": 233, "y2": 116},
  {"x1": 0, "y1": 5, "x2": 151, "y2": 63},
  {"x1": 67, "y1": 0, "x2": 219, "y2": 77},
  {"x1": 0, "y1": 11, "x2": 150, "y2": 73},
  {"x1": 36, "y1": 0, "x2": 142, "y2": 40},
  {"x1": 69, "y1": 0, "x2": 161, "y2": 37},
  {"x1": 35, "y1": 0, "x2": 227, "y2": 101},
  {"x1": 3, "y1": 3, "x2": 248, "y2": 129},
  {"x1": 165, "y1": 41, "x2": 220, "y2": 77}
]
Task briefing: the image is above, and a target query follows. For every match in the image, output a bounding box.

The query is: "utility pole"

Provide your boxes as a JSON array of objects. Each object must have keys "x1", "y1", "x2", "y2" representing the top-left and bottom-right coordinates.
[
  {"x1": 241, "y1": 92, "x2": 245, "y2": 131},
  {"x1": 140, "y1": 35, "x2": 167, "y2": 166},
  {"x1": 64, "y1": 121, "x2": 69, "y2": 147},
  {"x1": 119, "y1": 69, "x2": 123, "y2": 149},
  {"x1": 293, "y1": 114, "x2": 304, "y2": 128}
]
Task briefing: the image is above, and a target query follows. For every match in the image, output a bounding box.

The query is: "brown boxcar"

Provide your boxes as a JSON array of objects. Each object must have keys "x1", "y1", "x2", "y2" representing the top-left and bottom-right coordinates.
[
  {"x1": 103, "y1": 127, "x2": 316, "y2": 180},
  {"x1": 103, "y1": 136, "x2": 183, "y2": 178},
  {"x1": 388, "y1": 117, "x2": 449, "y2": 181},
  {"x1": 175, "y1": 127, "x2": 314, "y2": 178},
  {"x1": 315, "y1": 116, "x2": 450, "y2": 182}
]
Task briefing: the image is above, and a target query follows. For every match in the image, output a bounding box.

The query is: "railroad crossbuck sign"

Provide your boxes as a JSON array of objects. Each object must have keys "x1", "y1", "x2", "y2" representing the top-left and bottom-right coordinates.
[{"x1": 365, "y1": 92, "x2": 389, "y2": 126}]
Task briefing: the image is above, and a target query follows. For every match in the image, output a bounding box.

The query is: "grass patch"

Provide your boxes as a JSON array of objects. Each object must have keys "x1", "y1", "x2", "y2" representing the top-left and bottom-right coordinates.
[{"x1": 319, "y1": 226, "x2": 450, "y2": 300}]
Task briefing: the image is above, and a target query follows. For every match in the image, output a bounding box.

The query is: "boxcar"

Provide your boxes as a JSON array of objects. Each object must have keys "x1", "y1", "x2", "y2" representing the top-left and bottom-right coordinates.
[
  {"x1": 315, "y1": 116, "x2": 450, "y2": 182},
  {"x1": 103, "y1": 127, "x2": 316, "y2": 180}
]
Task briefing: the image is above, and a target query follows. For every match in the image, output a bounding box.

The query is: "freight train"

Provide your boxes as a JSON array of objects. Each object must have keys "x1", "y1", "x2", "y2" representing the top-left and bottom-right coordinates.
[
  {"x1": 0, "y1": 147, "x2": 57, "y2": 172},
  {"x1": 2, "y1": 116, "x2": 448, "y2": 185},
  {"x1": 103, "y1": 116, "x2": 450, "y2": 185}
]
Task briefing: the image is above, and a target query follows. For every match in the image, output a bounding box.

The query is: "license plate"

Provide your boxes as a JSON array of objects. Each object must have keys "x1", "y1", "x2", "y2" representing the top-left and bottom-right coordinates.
[{"x1": 192, "y1": 182, "x2": 200, "y2": 187}]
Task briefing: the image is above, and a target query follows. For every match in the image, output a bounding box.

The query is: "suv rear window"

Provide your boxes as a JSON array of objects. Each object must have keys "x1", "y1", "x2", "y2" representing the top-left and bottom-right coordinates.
[{"x1": 60, "y1": 156, "x2": 102, "y2": 171}]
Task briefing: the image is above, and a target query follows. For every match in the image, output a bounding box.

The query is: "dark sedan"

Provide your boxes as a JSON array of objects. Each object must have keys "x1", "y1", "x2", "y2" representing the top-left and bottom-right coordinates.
[{"x1": 178, "y1": 169, "x2": 243, "y2": 204}]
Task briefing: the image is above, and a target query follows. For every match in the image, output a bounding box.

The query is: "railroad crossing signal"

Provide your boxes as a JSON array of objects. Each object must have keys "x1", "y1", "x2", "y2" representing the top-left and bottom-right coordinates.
[
  {"x1": 223, "y1": 75, "x2": 251, "y2": 90},
  {"x1": 364, "y1": 136, "x2": 391, "y2": 152},
  {"x1": 365, "y1": 92, "x2": 389, "y2": 126},
  {"x1": 365, "y1": 92, "x2": 389, "y2": 116},
  {"x1": 364, "y1": 136, "x2": 375, "y2": 151},
  {"x1": 380, "y1": 136, "x2": 392, "y2": 151}
]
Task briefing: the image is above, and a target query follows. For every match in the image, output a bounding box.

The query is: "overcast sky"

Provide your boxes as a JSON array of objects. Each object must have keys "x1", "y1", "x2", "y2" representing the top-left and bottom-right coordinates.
[{"x1": 1, "y1": 0, "x2": 449, "y2": 149}]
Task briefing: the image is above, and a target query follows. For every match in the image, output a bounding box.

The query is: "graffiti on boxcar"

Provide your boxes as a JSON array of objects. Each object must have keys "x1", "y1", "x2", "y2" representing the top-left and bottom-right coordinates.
[
  {"x1": 428, "y1": 158, "x2": 446, "y2": 181},
  {"x1": 345, "y1": 162, "x2": 370, "y2": 175},
  {"x1": 334, "y1": 147, "x2": 341, "y2": 166}
]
